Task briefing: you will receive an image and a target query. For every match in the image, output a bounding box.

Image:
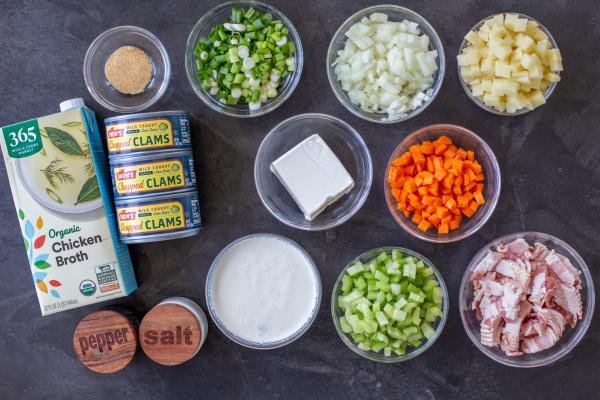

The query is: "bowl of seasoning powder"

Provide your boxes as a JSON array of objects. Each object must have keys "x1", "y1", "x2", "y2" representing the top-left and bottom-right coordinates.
[{"x1": 84, "y1": 26, "x2": 171, "y2": 113}]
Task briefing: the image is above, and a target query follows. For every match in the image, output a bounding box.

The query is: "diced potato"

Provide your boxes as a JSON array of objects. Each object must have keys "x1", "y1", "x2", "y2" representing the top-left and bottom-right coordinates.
[
  {"x1": 465, "y1": 30, "x2": 484, "y2": 48},
  {"x1": 515, "y1": 33, "x2": 536, "y2": 52},
  {"x1": 458, "y1": 13, "x2": 562, "y2": 113},
  {"x1": 491, "y1": 78, "x2": 518, "y2": 96},
  {"x1": 528, "y1": 89, "x2": 546, "y2": 107},
  {"x1": 494, "y1": 61, "x2": 511, "y2": 78},
  {"x1": 544, "y1": 71, "x2": 561, "y2": 83}
]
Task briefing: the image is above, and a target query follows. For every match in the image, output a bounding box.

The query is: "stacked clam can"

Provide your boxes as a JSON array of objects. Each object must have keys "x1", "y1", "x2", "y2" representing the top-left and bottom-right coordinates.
[{"x1": 105, "y1": 111, "x2": 201, "y2": 243}]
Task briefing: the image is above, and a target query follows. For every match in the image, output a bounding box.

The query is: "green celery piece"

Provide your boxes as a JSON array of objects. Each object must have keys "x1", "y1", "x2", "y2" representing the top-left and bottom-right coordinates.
[
  {"x1": 422, "y1": 267, "x2": 434, "y2": 277},
  {"x1": 375, "y1": 292, "x2": 386, "y2": 304},
  {"x1": 384, "y1": 347, "x2": 392, "y2": 357},
  {"x1": 339, "y1": 316, "x2": 352, "y2": 333},
  {"x1": 392, "y1": 308, "x2": 407, "y2": 322},
  {"x1": 341, "y1": 274, "x2": 353, "y2": 293},
  {"x1": 421, "y1": 322, "x2": 435, "y2": 339},
  {"x1": 412, "y1": 307, "x2": 422, "y2": 326},
  {"x1": 409, "y1": 339, "x2": 422, "y2": 348},
  {"x1": 346, "y1": 262, "x2": 364, "y2": 276},
  {"x1": 375, "y1": 332, "x2": 389, "y2": 344},
  {"x1": 366, "y1": 291, "x2": 378, "y2": 301},
  {"x1": 371, "y1": 341, "x2": 385, "y2": 353},
  {"x1": 394, "y1": 297, "x2": 408, "y2": 310},
  {"x1": 432, "y1": 287, "x2": 443, "y2": 304},
  {"x1": 365, "y1": 319, "x2": 378, "y2": 334},
  {"x1": 408, "y1": 292, "x2": 425, "y2": 304},
  {"x1": 393, "y1": 345, "x2": 407, "y2": 356},
  {"x1": 383, "y1": 303, "x2": 395, "y2": 318},
  {"x1": 351, "y1": 320, "x2": 365, "y2": 334},
  {"x1": 346, "y1": 313, "x2": 359, "y2": 324},
  {"x1": 422, "y1": 279, "x2": 439, "y2": 293},
  {"x1": 356, "y1": 302, "x2": 373, "y2": 319},
  {"x1": 352, "y1": 333, "x2": 365, "y2": 343},
  {"x1": 403, "y1": 263, "x2": 417, "y2": 280},
  {"x1": 390, "y1": 283, "x2": 401, "y2": 295},
  {"x1": 402, "y1": 326, "x2": 418, "y2": 336},
  {"x1": 376, "y1": 281, "x2": 390, "y2": 293},
  {"x1": 392, "y1": 249, "x2": 402, "y2": 260},
  {"x1": 368, "y1": 260, "x2": 378, "y2": 274},
  {"x1": 358, "y1": 341, "x2": 372, "y2": 351},
  {"x1": 354, "y1": 276, "x2": 367, "y2": 290},
  {"x1": 403, "y1": 302, "x2": 417, "y2": 314},
  {"x1": 343, "y1": 289, "x2": 362, "y2": 304},
  {"x1": 385, "y1": 293, "x2": 394, "y2": 302},
  {"x1": 374, "y1": 270, "x2": 389, "y2": 283},
  {"x1": 376, "y1": 252, "x2": 390, "y2": 264},
  {"x1": 371, "y1": 302, "x2": 380, "y2": 313},
  {"x1": 375, "y1": 311, "x2": 389, "y2": 327}
]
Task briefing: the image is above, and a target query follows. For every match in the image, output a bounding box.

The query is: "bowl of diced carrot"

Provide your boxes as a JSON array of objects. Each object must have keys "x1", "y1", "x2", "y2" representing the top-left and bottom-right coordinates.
[{"x1": 384, "y1": 124, "x2": 501, "y2": 243}]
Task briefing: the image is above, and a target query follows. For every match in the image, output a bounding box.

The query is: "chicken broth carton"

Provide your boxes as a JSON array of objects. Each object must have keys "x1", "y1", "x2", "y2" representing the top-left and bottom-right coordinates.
[{"x1": 0, "y1": 99, "x2": 136, "y2": 315}]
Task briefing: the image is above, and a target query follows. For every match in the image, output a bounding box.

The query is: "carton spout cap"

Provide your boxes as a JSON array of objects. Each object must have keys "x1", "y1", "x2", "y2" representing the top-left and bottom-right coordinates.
[{"x1": 60, "y1": 98, "x2": 85, "y2": 112}]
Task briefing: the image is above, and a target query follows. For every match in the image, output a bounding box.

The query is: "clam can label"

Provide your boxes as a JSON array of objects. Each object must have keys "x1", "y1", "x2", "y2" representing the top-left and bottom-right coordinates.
[
  {"x1": 104, "y1": 111, "x2": 191, "y2": 156},
  {"x1": 115, "y1": 191, "x2": 201, "y2": 241},
  {"x1": 110, "y1": 151, "x2": 196, "y2": 199}
]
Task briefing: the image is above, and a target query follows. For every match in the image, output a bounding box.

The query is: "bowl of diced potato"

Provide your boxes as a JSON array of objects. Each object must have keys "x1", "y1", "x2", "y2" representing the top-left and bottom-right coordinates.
[{"x1": 457, "y1": 13, "x2": 563, "y2": 115}]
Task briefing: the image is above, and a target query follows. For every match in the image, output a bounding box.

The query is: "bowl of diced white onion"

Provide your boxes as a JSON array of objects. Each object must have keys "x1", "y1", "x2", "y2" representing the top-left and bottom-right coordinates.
[{"x1": 326, "y1": 5, "x2": 445, "y2": 124}]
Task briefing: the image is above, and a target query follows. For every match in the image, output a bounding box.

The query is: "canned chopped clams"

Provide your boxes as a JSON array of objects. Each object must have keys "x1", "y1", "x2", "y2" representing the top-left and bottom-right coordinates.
[
  {"x1": 115, "y1": 190, "x2": 201, "y2": 243},
  {"x1": 104, "y1": 111, "x2": 191, "y2": 156},
  {"x1": 110, "y1": 150, "x2": 196, "y2": 199}
]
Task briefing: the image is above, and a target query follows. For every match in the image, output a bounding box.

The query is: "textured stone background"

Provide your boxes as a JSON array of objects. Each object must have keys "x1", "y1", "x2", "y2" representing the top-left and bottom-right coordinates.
[{"x1": 0, "y1": 0, "x2": 598, "y2": 399}]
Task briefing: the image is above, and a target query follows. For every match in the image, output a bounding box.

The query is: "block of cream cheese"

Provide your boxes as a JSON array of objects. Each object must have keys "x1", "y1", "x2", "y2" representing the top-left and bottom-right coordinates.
[{"x1": 270, "y1": 134, "x2": 354, "y2": 221}]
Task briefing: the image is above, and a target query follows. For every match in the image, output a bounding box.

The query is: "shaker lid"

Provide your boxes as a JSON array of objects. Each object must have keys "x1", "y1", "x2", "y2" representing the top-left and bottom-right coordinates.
[
  {"x1": 73, "y1": 309, "x2": 138, "y2": 373},
  {"x1": 60, "y1": 98, "x2": 85, "y2": 111}
]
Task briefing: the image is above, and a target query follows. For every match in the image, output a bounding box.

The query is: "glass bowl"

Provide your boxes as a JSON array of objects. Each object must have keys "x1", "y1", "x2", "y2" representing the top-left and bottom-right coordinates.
[
  {"x1": 205, "y1": 233, "x2": 322, "y2": 349},
  {"x1": 326, "y1": 5, "x2": 445, "y2": 124},
  {"x1": 83, "y1": 26, "x2": 171, "y2": 113},
  {"x1": 457, "y1": 13, "x2": 561, "y2": 116},
  {"x1": 254, "y1": 113, "x2": 373, "y2": 231},
  {"x1": 459, "y1": 232, "x2": 595, "y2": 367},
  {"x1": 332, "y1": 247, "x2": 449, "y2": 362},
  {"x1": 185, "y1": 0, "x2": 303, "y2": 118},
  {"x1": 384, "y1": 124, "x2": 501, "y2": 243}
]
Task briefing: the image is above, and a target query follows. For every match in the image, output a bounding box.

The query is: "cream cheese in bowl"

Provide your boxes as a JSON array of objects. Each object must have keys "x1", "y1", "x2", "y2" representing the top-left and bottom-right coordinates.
[{"x1": 206, "y1": 233, "x2": 321, "y2": 349}]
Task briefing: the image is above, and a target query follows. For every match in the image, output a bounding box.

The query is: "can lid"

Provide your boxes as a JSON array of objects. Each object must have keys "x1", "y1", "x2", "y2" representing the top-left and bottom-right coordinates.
[
  {"x1": 60, "y1": 98, "x2": 85, "y2": 112},
  {"x1": 139, "y1": 302, "x2": 205, "y2": 366},
  {"x1": 73, "y1": 309, "x2": 138, "y2": 373}
]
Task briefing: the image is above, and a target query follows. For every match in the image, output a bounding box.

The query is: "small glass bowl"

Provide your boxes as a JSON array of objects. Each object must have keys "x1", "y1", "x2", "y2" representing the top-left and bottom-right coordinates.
[
  {"x1": 384, "y1": 124, "x2": 501, "y2": 243},
  {"x1": 185, "y1": 1, "x2": 303, "y2": 118},
  {"x1": 83, "y1": 26, "x2": 171, "y2": 113},
  {"x1": 205, "y1": 233, "x2": 322, "y2": 349},
  {"x1": 254, "y1": 113, "x2": 373, "y2": 231},
  {"x1": 457, "y1": 13, "x2": 561, "y2": 116},
  {"x1": 332, "y1": 247, "x2": 449, "y2": 363},
  {"x1": 459, "y1": 232, "x2": 595, "y2": 367},
  {"x1": 326, "y1": 5, "x2": 445, "y2": 124}
]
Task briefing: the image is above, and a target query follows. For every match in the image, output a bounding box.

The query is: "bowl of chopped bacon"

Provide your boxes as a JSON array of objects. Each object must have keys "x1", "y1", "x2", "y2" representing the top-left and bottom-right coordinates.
[{"x1": 459, "y1": 232, "x2": 595, "y2": 367}]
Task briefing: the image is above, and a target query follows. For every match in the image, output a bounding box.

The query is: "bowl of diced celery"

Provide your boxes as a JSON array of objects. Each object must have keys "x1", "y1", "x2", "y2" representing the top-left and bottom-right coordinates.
[
  {"x1": 185, "y1": 0, "x2": 303, "y2": 118},
  {"x1": 332, "y1": 247, "x2": 448, "y2": 362}
]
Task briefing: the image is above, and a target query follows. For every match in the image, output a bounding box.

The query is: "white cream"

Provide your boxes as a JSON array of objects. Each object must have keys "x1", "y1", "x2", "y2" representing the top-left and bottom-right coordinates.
[
  {"x1": 270, "y1": 134, "x2": 354, "y2": 221},
  {"x1": 211, "y1": 235, "x2": 319, "y2": 344}
]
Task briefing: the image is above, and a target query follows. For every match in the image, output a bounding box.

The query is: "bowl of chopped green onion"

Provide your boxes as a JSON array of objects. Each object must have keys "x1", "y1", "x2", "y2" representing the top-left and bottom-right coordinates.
[
  {"x1": 332, "y1": 247, "x2": 448, "y2": 362},
  {"x1": 185, "y1": 1, "x2": 303, "y2": 117}
]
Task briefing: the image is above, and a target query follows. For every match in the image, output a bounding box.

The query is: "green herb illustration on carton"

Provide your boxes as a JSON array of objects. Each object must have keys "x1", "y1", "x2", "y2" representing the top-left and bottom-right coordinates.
[
  {"x1": 34, "y1": 125, "x2": 100, "y2": 208},
  {"x1": 18, "y1": 209, "x2": 62, "y2": 299}
]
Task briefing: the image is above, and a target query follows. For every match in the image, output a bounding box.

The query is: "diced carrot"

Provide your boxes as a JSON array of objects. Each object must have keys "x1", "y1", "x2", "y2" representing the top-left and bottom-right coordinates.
[
  {"x1": 417, "y1": 219, "x2": 431, "y2": 232},
  {"x1": 387, "y1": 135, "x2": 486, "y2": 235},
  {"x1": 420, "y1": 141, "x2": 434, "y2": 154},
  {"x1": 438, "y1": 223, "x2": 449, "y2": 234},
  {"x1": 474, "y1": 191, "x2": 485, "y2": 205}
]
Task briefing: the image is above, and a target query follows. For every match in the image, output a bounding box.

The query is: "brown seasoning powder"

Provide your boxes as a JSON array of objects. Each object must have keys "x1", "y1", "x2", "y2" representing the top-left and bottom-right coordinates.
[{"x1": 104, "y1": 46, "x2": 153, "y2": 95}]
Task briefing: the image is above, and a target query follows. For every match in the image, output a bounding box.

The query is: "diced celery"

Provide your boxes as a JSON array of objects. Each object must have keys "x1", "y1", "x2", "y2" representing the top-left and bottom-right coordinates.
[
  {"x1": 375, "y1": 311, "x2": 389, "y2": 327},
  {"x1": 357, "y1": 302, "x2": 373, "y2": 319},
  {"x1": 408, "y1": 292, "x2": 425, "y2": 304},
  {"x1": 403, "y1": 302, "x2": 417, "y2": 314},
  {"x1": 376, "y1": 281, "x2": 390, "y2": 293},
  {"x1": 351, "y1": 333, "x2": 365, "y2": 343},
  {"x1": 394, "y1": 297, "x2": 408, "y2": 310},
  {"x1": 346, "y1": 313, "x2": 359, "y2": 324},
  {"x1": 343, "y1": 289, "x2": 362, "y2": 303},
  {"x1": 371, "y1": 341, "x2": 385, "y2": 353},
  {"x1": 383, "y1": 303, "x2": 394, "y2": 318},
  {"x1": 390, "y1": 283, "x2": 401, "y2": 295},
  {"x1": 421, "y1": 322, "x2": 435, "y2": 339},
  {"x1": 358, "y1": 341, "x2": 371, "y2": 351},
  {"x1": 412, "y1": 307, "x2": 422, "y2": 326},
  {"x1": 384, "y1": 347, "x2": 392, "y2": 357},
  {"x1": 403, "y1": 263, "x2": 417, "y2": 280},
  {"x1": 365, "y1": 319, "x2": 378, "y2": 334},
  {"x1": 354, "y1": 276, "x2": 367, "y2": 290},
  {"x1": 372, "y1": 302, "x2": 381, "y2": 313},
  {"x1": 432, "y1": 287, "x2": 443, "y2": 304},
  {"x1": 387, "y1": 326, "x2": 403, "y2": 339},
  {"x1": 375, "y1": 332, "x2": 389, "y2": 344},
  {"x1": 376, "y1": 252, "x2": 389, "y2": 264},
  {"x1": 347, "y1": 262, "x2": 365, "y2": 276},
  {"x1": 374, "y1": 270, "x2": 389, "y2": 283},
  {"x1": 392, "y1": 249, "x2": 402, "y2": 260},
  {"x1": 339, "y1": 316, "x2": 352, "y2": 333},
  {"x1": 402, "y1": 326, "x2": 418, "y2": 336},
  {"x1": 351, "y1": 320, "x2": 365, "y2": 334},
  {"x1": 341, "y1": 274, "x2": 353, "y2": 292},
  {"x1": 422, "y1": 267, "x2": 434, "y2": 277},
  {"x1": 392, "y1": 308, "x2": 407, "y2": 322}
]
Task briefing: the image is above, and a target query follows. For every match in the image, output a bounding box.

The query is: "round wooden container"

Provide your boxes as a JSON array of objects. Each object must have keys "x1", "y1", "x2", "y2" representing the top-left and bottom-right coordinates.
[
  {"x1": 139, "y1": 297, "x2": 208, "y2": 366},
  {"x1": 73, "y1": 309, "x2": 138, "y2": 373}
]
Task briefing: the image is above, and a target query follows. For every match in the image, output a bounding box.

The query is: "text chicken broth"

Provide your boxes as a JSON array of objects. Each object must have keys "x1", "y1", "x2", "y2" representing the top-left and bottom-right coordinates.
[{"x1": 208, "y1": 235, "x2": 320, "y2": 346}]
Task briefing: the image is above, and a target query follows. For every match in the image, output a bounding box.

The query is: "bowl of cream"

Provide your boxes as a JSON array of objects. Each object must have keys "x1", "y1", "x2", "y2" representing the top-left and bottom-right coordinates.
[{"x1": 206, "y1": 233, "x2": 322, "y2": 349}]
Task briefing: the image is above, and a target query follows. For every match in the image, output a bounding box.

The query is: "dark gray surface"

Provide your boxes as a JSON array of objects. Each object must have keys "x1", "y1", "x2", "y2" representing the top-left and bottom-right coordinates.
[{"x1": 0, "y1": 0, "x2": 599, "y2": 399}]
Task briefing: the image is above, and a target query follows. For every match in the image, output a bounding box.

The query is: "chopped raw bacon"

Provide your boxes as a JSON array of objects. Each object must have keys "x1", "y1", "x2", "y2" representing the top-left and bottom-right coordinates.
[{"x1": 470, "y1": 238, "x2": 583, "y2": 356}]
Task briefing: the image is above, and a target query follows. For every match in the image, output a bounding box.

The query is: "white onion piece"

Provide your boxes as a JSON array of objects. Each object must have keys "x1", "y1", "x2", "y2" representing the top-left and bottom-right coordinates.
[{"x1": 333, "y1": 13, "x2": 438, "y2": 120}]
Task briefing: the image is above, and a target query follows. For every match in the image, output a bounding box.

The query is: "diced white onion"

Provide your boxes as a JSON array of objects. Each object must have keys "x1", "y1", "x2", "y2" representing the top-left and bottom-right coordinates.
[{"x1": 333, "y1": 14, "x2": 438, "y2": 119}]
